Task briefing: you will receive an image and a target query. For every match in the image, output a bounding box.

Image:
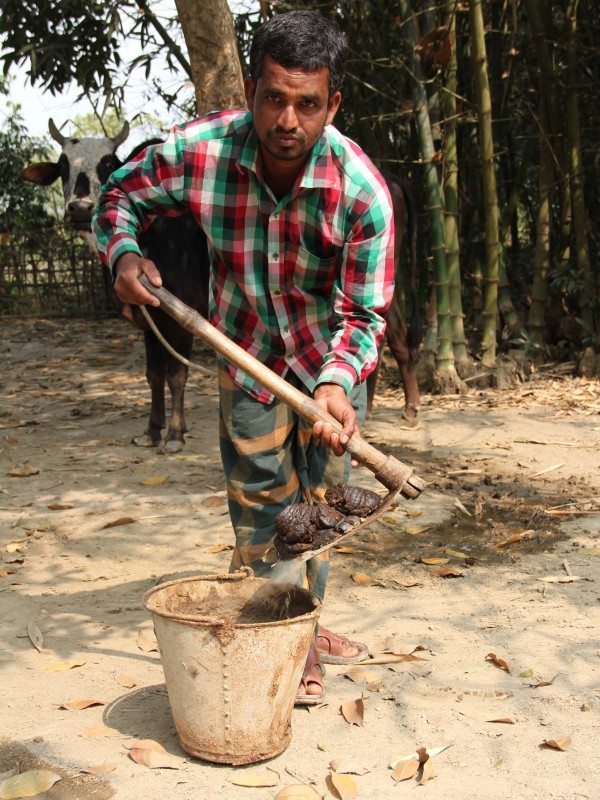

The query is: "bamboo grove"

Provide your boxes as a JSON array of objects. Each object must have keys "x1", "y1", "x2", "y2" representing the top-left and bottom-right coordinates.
[{"x1": 248, "y1": 0, "x2": 600, "y2": 385}]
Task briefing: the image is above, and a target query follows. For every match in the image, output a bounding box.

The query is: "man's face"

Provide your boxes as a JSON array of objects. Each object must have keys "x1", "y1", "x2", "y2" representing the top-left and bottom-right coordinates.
[{"x1": 245, "y1": 55, "x2": 341, "y2": 169}]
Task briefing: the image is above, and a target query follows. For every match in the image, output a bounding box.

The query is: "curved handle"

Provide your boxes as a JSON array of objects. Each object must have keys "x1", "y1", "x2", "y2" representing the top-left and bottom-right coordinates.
[{"x1": 139, "y1": 276, "x2": 425, "y2": 497}]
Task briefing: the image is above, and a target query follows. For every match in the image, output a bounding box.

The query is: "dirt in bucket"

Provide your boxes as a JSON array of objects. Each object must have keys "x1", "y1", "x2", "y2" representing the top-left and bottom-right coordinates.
[{"x1": 165, "y1": 581, "x2": 315, "y2": 625}]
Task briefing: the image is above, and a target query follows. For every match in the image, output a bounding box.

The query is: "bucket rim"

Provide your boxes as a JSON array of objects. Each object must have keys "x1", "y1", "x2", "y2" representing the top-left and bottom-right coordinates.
[{"x1": 142, "y1": 570, "x2": 322, "y2": 628}]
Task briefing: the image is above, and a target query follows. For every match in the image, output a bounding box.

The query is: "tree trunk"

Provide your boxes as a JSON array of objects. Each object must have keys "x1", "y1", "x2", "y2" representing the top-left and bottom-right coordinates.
[
  {"x1": 443, "y1": 1, "x2": 469, "y2": 371},
  {"x1": 468, "y1": 0, "x2": 499, "y2": 368},
  {"x1": 174, "y1": 0, "x2": 246, "y2": 115},
  {"x1": 399, "y1": 0, "x2": 462, "y2": 394},
  {"x1": 565, "y1": 0, "x2": 595, "y2": 339}
]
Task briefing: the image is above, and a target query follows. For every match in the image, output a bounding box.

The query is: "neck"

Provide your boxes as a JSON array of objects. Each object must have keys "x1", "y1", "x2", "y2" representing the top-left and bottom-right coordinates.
[{"x1": 261, "y1": 151, "x2": 307, "y2": 201}]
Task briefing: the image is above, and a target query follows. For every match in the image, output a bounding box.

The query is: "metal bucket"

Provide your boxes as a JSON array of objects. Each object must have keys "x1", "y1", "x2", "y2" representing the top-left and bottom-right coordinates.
[{"x1": 143, "y1": 567, "x2": 321, "y2": 764}]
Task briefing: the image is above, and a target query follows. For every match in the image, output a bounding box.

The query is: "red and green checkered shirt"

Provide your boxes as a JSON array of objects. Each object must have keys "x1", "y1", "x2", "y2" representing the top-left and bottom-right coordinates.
[{"x1": 92, "y1": 110, "x2": 395, "y2": 403}]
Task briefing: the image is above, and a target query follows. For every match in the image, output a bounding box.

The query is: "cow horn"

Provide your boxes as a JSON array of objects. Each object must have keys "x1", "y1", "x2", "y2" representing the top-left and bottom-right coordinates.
[
  {"x1": 48, "y1": 118, "x2": 67, "y2": 146},
  {"x1": 112, "y1": 122, "x2": 130, "y2": 148}
]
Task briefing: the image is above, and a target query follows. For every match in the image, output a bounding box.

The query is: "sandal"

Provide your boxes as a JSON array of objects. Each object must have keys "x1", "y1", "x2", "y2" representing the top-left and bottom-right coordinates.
[
  {"x1": 316, "y1": 626, "x2": 369, "y2": 665},
  {"x1": 295, "y1": 643, "x2": 326, "y2": 706}
]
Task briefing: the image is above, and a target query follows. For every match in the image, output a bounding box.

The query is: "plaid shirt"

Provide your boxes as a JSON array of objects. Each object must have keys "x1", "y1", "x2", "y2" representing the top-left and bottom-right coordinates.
[{"x1": 93, "y1": 110, "x2": 394, "y2": 403}]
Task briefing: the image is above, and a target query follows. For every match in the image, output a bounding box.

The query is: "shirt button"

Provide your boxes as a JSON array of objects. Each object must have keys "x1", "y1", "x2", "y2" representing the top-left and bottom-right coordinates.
[
  {"x1": 283, "y1": 324, "x2": 289, "y2": 333},
  {"x1": 272, "y1": 253, "x2": 279, "y2": 260},
  {"x1": 273, "y1": 290, "x2": 281, "y2": 296}
]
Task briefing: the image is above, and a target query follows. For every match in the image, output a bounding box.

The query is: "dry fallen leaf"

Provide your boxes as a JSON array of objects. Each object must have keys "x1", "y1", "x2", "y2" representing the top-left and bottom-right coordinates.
[
  {"x1": 486, "y1": 653, "x2": 511, "y2": 673},
  {"x1": 42, "y1": 660, "x2": 86, "y2": 671},
  {"x1": 432, "y1": 567, "x2": 463, "y2": 578},
  {"x1": 137, "y1": 629, "x2": 159, "y2": 652},
  {"x1": 355, "y1": 653, "x2": 427, "y2": 665},
  {"x1": 27, "y1": 621, "x2": 43, "y2": 652},
  {"x1": 344, "y1": 667, "x2": 381, "y2": 684},
  {"x1": 275, "y1": 786, "x2": 323, "y2": 799},
  {"x1": 486, "y1": 717, "x2": 516, "y2": 724},
  {"x1": 229, "y1": 770, "x2": 279, "y2": 787},
  {"x1": 116, "y1": 674, "x2": 137, "y2": 688},
  {"x1": 340, "y1": 694, "x2": 365, "y2": 727},
  {"x1": 327, "y1": 771, "x2": 358, "y2": 800},
  {"x1": 58, "y1": 699, "x2": 106, "y2": 711},
  {"x1": 80, "y1": 763, "x2": 117, "y2": 775},
  {"x1": 419, "y1": 755, "x2": 436, "y2": 785},
  {"x1": 101, "y1": 517, "x2": 136, "y2": 529},
  {"x1": 80, "y1": 725, "x2": 120, "y2": 738},
  {"x1": 204, "y1": 495, "x2": 226, "y2": 507},
  {"x1": 140, "y1": 475, "x2": 168, "y2": 486},
  {"x1": 542, "y1": 737, "x2": 571, "y2": 751},
  {"x1": 47, "y1": 502, "x2": 74, "y2": 510},
  {"x1": 201, "y1": 544, "x2": 234, "y2": 553},
  {"x1": 351, "y1": 572, "x2": 386, "y2": 587},
  {"x1": 527, "y1": 675, "x2": 558, "y2": 688},
  {"x1": 389, "y1": 744, "x2": 452, "y2": 769},
  {"x1": 0, "y1": 769, "x2": 61, "y2": 799},
  {"x1": 391, "y1": 758, "x2": 420, "y2": 782},
  {"x1": 128, "y1": 739, "x2": 182, "y2": 769},
  {"x1": 537, "y1": 575, "x2": 583, "y2": 583},
  {"x1": 421, "y1": 557, "x2": 449, "y2": 565},
  {"x1": 7, "y1": 465, "x2": 40, "y2": 478}
]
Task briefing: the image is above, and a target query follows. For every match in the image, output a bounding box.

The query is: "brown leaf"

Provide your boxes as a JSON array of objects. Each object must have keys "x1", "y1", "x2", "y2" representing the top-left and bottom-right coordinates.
[
  {"x1": 419, "y1": 756, "x2": 436, "y2": 785},
  {"x1": 275, "y1": 787, "x2": 323, "y2": 799},
  {"x1": 391, "y1": 758, "x2": 420, "y2": 782},
  {"x1": 101, "y1": 516, "x2": 136, "y2": 529},
  {"x1": 421, "y1": 557, "x2": 449, "y2": 565},
  {"x1": 0, "y1": 569, "x2": 17, "y2": 577},
  {"x1": 58, "y1": 699, "x2": 106, "y2": 711},
  {"x1": 80, "y1": 763, "x2": 117, "y2": 775},
  {"x1": 486, "y1": 718, "x2": 516, "y2": 724},
  {"x1": 204, "y1": 495, "x2": 226, "y2": 507},
  {"x1": 542, "y1": 737, "x2": 571, "y2": 751},
  {"x1": 375, "y1": 637, "x2": 425, "y2": 656},
  {"x1": 128, "y1": 739, "x2": 182, "y2": 769},
  {"x1": 537, "y1": 575, "x2": 583, "y2": 583},
  {"x1": 7, "y1": 465, "x2": 39, "y2": 478},
  {"x1": 327, "y1": 771, "x2": 358, "y2": 800},
  {"x1": 389, "y1": 744, "x2": 452, "y2": 769},
  {"x1": 351, "y1": 572, "x2": 386, "y2": 587},
  {"x1": 27, "y1": 621, "x2": 44, "y2": 652},
  {"x1": 47, "y1": 503, "x2": 74, "y2": 510},
  {"x1": 486, "y1": 653, "x2": 511, "y2": 673},
  {"x1": 355, "y1": 653, "x2": 427, "y2": 665},
  {"x1": 137, "y1": 629, "x2": 158, "y2": 652},
  {"x1": 432, "y1": 567, "x2": 463, "y2": 578},
  {"x1": 344, "y1": 667, "x2": 381, "y2": 684},
  {"x1": 230, "y1": 770, "x2": 279, "y2": 787},
  {"x1": 0, "y1": 770, "x2": 61, "y2": 799},
  {"x1": 116, "y1": 674, "x2": 137, "y2": 688},
  {"x1": 495, "y1": 531, "x2": 533, "y2": 548},
  {"x1": 527, "y1": 675, "x2": 558, "y2": 688},
  {"x1": 140, "y1": 475, "x2": 168, "y2": 486},
  {"x1": 41, "y1": 660, "x2": 86, "y2": 671},
  {"x1": 340, "y1": 694, "x2": 365, "y2": 726}
]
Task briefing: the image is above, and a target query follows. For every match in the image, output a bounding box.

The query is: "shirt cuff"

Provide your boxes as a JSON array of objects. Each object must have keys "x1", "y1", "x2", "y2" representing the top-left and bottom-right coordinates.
[
  {"x1": 106, "y1": 235, "x2": 143, "y2": 275},
  {"x1": 315, "y1": 362, "x2": 358, "y2": 396}
]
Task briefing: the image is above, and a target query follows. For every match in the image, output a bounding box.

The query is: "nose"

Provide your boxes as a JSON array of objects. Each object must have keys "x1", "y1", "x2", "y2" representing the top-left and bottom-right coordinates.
[
  {"x1": 66, "y1": 199, "x2": 95, "y2": 224},
  {"x1": 277, "y1": 104, "x2": 299, "y2": 131}
]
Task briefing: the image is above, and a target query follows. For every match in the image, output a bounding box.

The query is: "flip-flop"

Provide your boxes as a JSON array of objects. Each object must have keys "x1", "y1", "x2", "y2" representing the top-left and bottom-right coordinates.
[
  {"x1": 316, "y1": 627, "x2": 369, "y2": 665},
  {"x1": 295, "y1": 659, "x2": 326, "y2": 706}
]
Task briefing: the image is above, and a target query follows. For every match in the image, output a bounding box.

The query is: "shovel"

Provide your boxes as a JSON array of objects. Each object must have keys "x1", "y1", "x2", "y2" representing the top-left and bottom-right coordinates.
[{"x1": 139, "y1": 276, "x2": 426, "y2": 561}]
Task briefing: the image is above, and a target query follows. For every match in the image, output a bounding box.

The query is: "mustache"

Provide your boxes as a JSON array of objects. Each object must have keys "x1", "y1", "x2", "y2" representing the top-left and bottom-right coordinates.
[{"x1": 271, "y1": 126, "x2": 305, "y2": 140}]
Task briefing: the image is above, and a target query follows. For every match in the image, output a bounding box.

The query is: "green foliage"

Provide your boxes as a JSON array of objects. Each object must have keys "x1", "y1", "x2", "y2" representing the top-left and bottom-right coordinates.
[{"x1": 0, "y1": 97, "x2": 55, "y2": 234}]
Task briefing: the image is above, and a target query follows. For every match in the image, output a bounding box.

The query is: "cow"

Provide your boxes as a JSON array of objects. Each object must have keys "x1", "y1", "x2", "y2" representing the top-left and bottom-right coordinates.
[
  {"x1": 21, "y1": 120, "x2": 209, "y2": 454},
  {"x1": 366, "y1": 171, "x2": 422, "y2": 424}
]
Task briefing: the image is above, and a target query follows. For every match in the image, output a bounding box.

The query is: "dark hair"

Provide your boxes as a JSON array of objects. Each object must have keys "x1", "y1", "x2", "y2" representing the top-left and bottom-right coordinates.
[{"x1": 249, "y1": 10, "x2": 347, "y2": 95}]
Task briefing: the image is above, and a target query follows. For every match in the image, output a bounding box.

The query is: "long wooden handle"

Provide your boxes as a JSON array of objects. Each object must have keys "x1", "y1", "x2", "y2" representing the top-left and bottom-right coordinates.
[{"x1": 140, "y1": 276, "x2": 425, "y2": 497}]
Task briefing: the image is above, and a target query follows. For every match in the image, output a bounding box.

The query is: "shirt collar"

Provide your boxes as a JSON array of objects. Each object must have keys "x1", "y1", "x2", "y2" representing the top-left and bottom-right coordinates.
[{"x1": 237, "y1": 123, "x2": 339, "y2": 190}]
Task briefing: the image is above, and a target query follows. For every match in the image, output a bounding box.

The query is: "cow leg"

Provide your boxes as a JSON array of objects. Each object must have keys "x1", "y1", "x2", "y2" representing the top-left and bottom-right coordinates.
[
  {"x1": 162, "y1": 329, "x2": 194, "y2": 454},
  {"x1": 365, "y1": 349, "x2": 383, "y2": 416},
  {"x1": 132, "y1": 329, "x2": 167, "y2": 448},
  {"x1": 385, "y1": 299, "x2": 420, "y2": 425}
]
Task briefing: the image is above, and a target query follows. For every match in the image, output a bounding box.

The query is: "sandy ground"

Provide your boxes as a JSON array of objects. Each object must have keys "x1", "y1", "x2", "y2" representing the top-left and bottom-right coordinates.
[{"x1": 1, "y1": 316, "x2": 599, "y2": 800}]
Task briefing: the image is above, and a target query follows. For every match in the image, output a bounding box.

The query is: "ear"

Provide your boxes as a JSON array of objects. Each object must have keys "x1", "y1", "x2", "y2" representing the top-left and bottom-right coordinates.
[
  {"x1": 325, "y1": 91, "x2": 342, "y2": 127},
  {"x1": 244, "y1": 75, "x2": 256, "y2": 111},
  {"x1": 20, "y1": 162, "x2": 61, "y2": 186}
]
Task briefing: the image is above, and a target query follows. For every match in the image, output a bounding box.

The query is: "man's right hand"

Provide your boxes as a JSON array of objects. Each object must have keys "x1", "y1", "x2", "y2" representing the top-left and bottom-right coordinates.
[{"x1": 113, "y1": 252, "x2": 162, "y2": 307}]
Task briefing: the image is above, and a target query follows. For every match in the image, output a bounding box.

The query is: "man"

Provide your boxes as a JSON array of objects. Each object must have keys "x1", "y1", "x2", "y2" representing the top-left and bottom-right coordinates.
[{"x1": 93, "y1": 10, "x2": 394, "y2": 704}]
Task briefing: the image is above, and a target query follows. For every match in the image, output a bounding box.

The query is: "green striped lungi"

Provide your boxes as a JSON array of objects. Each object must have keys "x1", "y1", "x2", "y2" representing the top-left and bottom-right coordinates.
[{"x1": 218, "y1": 368, "x2": 367, "y2": 600}]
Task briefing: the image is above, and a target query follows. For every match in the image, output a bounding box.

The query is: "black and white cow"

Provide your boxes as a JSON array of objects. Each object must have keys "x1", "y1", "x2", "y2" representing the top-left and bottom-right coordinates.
[{"x1": 21, "y1": 120, "x2": 210, "y2": 453}]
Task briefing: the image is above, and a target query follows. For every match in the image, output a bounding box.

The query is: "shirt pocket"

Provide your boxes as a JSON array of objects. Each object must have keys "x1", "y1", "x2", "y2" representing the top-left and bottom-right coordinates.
[{"x1": 286, "y1": 242, "x2": 338, "y2": 295}]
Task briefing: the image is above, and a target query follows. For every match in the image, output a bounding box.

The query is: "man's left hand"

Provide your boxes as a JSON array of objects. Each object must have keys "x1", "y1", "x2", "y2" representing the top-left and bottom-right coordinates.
[{"x1": 312, "y1": 383, "x2": 358, "y2": 458}]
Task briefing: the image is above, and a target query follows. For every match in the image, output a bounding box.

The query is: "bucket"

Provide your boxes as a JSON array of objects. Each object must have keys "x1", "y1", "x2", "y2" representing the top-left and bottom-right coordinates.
[{"x1": 143, "y1": 567, "x2": 321, "y2": 765}]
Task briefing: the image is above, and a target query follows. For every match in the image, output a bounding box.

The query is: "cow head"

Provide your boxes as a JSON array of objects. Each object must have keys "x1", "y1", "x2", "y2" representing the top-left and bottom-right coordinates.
[{"x1": 21, "y1": 118, "x2": 130, "y2": 231}]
